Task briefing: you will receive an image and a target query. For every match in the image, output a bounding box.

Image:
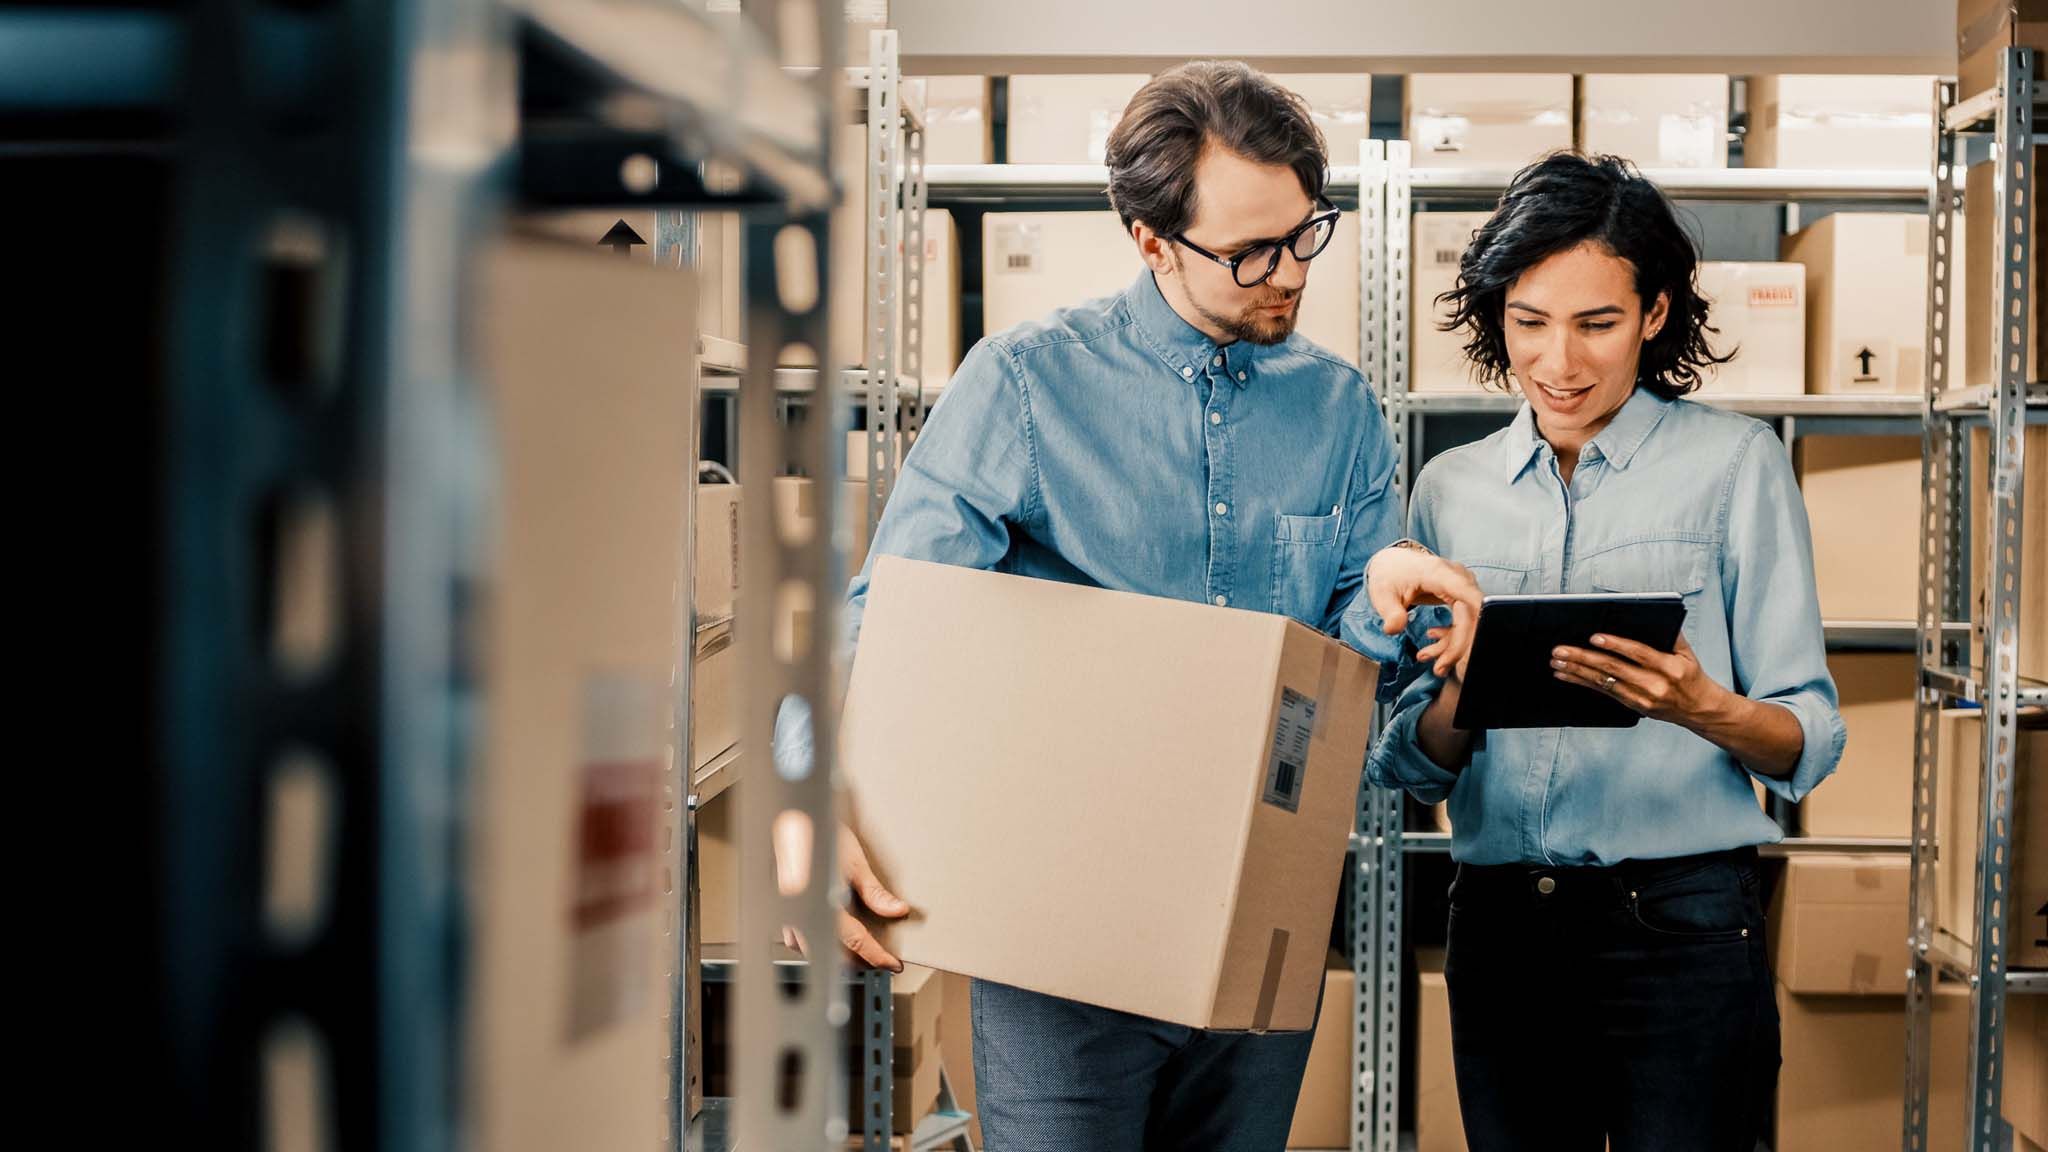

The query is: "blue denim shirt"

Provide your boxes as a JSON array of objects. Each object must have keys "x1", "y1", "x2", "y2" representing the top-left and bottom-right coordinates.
[
  {"x1": 775, "y1": 271, "x2": 1411, "y2": 774},
  {"x1": 1366, "y1": 388, "x2": 1846, "y2": 866}
]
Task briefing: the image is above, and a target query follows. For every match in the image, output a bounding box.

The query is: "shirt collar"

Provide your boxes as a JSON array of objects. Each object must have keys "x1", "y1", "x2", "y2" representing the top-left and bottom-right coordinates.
[
  {"x1": 1499, "y1": 386, "x2": 1674, "y2": 483},
  {"x1": 1122, "y1": 270, "x2": 1256, "y2": 389}
]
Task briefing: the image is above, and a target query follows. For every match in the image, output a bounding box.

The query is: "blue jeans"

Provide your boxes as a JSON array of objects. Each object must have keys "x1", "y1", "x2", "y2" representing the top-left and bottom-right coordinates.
[
  {"x1": 1444, "y1": 847, "x2": 1780, "y2": 1152},
  {"x1": 970, "y1": 978, "x2": 1318, "y2": 1152}
]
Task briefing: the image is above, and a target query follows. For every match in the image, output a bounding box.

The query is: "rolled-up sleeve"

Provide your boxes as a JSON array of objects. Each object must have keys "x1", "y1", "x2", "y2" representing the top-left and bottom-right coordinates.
[
  {"x1": 1725, "y1": 429, "x2": 1845, "y2": 802},
  {"x1": 1362, "y1": 468, "x2": 1464, "y2": 802}
]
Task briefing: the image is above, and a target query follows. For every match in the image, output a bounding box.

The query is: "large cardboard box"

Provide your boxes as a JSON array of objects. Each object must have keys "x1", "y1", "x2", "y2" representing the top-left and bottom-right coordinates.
[
  {"x1": 917, "y1": 76, "x2": 993, "y2": 164},
  {"x1": 1774, "y1": 982, "x2": 1967, "y2": 1152},
  {"x1": 1767, "y1": 854, "x2": 1910, "y2": 995},
  {"x1": 1406, "y1": 75, "x2": 1573, "y2": 170},
  {"x1": 1783, "y1": 213, "x2": 1936, "y2": 395},
  {"x1": 842, "y1": 557, "x2": 1377, "y2": 1030},
  {"x1": 1964, "y1": 148, "x2": 2048, "y2": 392},
  {"x1": 982, "y1": 210, "x2": 1361, "y2": 364},
  {"x1": 696, "y1": 484, "x2": 741, "y2": 625},
  {"x1": 1411, "y1": 212, "x2": 1492, "y2": 393},
  {"x1": 1797, "y1": 653, "x2": 1918, "y2": 838},
  {"x1": 1969, "y1": 425, "x2": 2048, "y2": 684},
  {"x1": 1695, "y1": 262, "x2": 1806, "y2": 396},
  {"x1": 1579, "y1": 75, "x2": 1728, "y2": 169},
  {"x1": 695, "y1": 789, "x2": 737, "y2": 946},
  {"x1": 1744, "y1": 76, "x2": 1936, "y2": 171},
  {"x1": 1958, "y1": 0, "x2": 2048, "y2": 95},
  {"x1": 1935, "y1": 708, "x2": 2048, "y2": 969},
  {"x1": 1285, "y1": 953, "x2": 1355, "y2": 1150},
  {"x1": 774, "y1": 477, "x2": 874, "y2": 577},
  {"x1": 1797, "y1": 436, "x2": 1922, "y2": 622},
  {"x1": 473, "y1": 236, "x2": 690, "y2": 1152},
  {"x1": 1416, "y1": 950, "x2": 1466, "y2": 1152},
  {"x1": 982, "y1": 211, "x2": 1138, "y2": 334}
]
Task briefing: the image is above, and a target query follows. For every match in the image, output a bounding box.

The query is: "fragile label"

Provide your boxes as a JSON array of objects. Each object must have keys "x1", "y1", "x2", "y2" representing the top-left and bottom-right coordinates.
[{"x1": 1262, "y1": 688, "x2": 1317, "y2": 813}]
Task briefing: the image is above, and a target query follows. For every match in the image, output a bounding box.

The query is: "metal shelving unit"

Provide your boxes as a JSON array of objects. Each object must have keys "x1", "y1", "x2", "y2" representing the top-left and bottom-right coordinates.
[
  {"x1": 1904, "y1": 49, "x2": 2048, "y2": 1152},
  {"x1": 676, "y1": 27, "x2": 939, "y2": 1152}
]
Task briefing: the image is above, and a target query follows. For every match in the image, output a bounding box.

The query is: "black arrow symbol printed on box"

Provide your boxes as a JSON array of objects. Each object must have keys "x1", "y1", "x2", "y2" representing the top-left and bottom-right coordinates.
[
  {"x1": 600, "y1": 219, "x2": 646, "y2": 257},
  {"x1": 1855, "y1": 347, "x2": 1877, "y2": 376},
  {"x1": 2036, "y1": 899, "x2": 2046, "y2": 948}
]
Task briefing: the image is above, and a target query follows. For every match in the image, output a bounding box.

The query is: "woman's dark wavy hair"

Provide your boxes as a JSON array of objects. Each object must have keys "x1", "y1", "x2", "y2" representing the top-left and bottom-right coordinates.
[{"x1": 1439, "y1": 152, "x2": 1733, "y2": 399}]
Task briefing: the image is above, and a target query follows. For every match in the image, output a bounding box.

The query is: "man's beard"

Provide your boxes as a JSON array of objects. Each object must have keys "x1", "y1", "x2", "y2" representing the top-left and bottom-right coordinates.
[{"x1": 1190, "y1": 281, "x2": 1301, "y2": 345}]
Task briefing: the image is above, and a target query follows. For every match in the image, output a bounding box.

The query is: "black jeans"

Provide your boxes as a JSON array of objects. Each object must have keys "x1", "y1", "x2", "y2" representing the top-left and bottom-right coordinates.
[{"x1": 1443, "y1": 847, "x2": 1780, "y2": 1152}]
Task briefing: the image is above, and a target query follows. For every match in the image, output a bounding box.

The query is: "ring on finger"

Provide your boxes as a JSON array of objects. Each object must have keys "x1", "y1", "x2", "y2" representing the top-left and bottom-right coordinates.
[{"x1": 1603, "y1": 674, "x2": 1618, "y2": 690}]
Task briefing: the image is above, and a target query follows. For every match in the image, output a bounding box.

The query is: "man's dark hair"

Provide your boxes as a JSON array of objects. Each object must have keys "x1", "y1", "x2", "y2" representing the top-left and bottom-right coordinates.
[
  {"x1": 1440, "y1": 152, "x2": 1733, "y2": 399},
  {"x1": 1104, "y1": 61, "x2": 1328, "y2": 238}
]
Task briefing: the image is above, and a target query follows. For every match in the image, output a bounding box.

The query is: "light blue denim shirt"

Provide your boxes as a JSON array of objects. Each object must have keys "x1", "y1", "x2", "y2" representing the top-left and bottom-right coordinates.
[
  {"x1": 1366, "y1": 387, "x2": 1846, "y2": 866},
  {"x1": 775, "y1": 270, "x2": 1412, "y2": 773}
]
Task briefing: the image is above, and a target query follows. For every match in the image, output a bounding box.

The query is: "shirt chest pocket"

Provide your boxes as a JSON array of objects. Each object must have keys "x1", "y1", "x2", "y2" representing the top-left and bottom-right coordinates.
[
  {"x1": 1270, "y1": 510, "x2": 1343, "y2": 627},
  {"x1": 1465, "y1": 561, "x2": 1537, "y2": 596},
  {"x1": 1583, "y1": 539, "x2": 1712, "y2": 646}
]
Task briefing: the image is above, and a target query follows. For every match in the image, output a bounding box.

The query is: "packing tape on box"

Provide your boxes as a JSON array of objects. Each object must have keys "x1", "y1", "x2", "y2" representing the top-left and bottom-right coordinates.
[{"x1": 1252, "y1": 926, "x2": 1290, "y2": 1033}]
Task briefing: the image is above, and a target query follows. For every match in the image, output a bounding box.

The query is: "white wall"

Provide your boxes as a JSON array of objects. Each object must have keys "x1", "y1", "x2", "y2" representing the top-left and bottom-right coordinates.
[{"x1": 893, "y1": 0, "x2": 1956, "y2": 75}]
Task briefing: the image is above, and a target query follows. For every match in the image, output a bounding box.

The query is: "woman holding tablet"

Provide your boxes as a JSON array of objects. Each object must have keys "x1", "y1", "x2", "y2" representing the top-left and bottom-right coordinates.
[{"x1": 1366, "y1": 153, "x2": 1844, "y2": 1152}]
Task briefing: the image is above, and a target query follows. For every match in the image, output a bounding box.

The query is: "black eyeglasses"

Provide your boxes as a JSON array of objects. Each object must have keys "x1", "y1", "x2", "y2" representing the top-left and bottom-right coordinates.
[{"x1": 1172, "y1": 198, "x2": 1341, "y2": 288}]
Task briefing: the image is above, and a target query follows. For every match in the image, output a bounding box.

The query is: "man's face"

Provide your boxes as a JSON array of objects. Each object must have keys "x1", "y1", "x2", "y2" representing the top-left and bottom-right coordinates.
[{"x1": 1168, "y1": 146, "x2": 1319, "y2": 345}]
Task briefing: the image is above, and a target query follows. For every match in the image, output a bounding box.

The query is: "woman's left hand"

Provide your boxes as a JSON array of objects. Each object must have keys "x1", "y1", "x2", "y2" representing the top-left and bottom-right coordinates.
[{"x1": 1551, "y1": 632, "x2": 1726, "y2": 728}]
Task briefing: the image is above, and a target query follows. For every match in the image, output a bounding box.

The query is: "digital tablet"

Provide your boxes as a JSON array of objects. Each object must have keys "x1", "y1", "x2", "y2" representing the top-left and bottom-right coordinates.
[{"x1": 1449, "y1": 593, "x2": 1687, "y2": 730}]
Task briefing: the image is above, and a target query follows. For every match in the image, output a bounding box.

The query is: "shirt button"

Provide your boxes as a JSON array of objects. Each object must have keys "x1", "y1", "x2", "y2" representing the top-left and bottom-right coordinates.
[
  {"x1": 1214, "y1": 595, "x2": 1229, "y2": 607},
  {"x1": 1212, "y1": 355, "x2": 1223, "y2": 367},
  {"x1": 1180, "y1": 365, "x2": 1194, "y2": 379},
  {"x1": 1536, "y1": 876, "x2": 1557, "y2": 895},
  {"x1": 1214, "y1": 502, "x2": 1229, "y2": 516},
  {"x1": 1237, "y1": 371, "x2": 1247, "y2": 382},
  {"x1": 1209, "y1": 411, "x2": 1223, "y2": 426}
]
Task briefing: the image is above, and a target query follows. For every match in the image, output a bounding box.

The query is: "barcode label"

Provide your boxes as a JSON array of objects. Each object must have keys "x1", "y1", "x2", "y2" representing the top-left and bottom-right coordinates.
[{"x1": 1262, "y1": 688, "x2": 1317, "y2": 813}]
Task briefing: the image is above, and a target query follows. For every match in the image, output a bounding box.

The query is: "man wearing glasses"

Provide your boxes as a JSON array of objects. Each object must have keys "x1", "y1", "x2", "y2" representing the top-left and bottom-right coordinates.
[{"x1": 796, "y1": 60, "x2": 1482, "y2": 1151}]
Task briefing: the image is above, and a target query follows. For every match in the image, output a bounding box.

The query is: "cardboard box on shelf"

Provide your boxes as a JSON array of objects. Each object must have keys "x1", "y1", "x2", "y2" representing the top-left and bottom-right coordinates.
[
  {"x1": 1796, "y1": 436, "x2": 1921, "y2": 622},
  {"x1": 842, "y1": 557, "x2": 1377, "y2": 1030},
  {"x1": 1579, "y1": 75, "x2": 1728, "y2": 169},
  {"x1": 696, "y1": 484, "x2": 741, "y2": 625},
  {"x1": 1005, "y1": 75, "x2": 1149, "y2": 164},
  {"x1": 1743, "y1": 76, "x2": 1936, "y2": 171},
  {"x1": 690, "y1": 631, "x2": 737, "y2": 776},
  {"x1": 1773, "y1": 981, "x2": 1967, "y2": 1152},
  {"x1": 1767, "y1": 854, "x2": 1910, "y2": 995},
  {"x1": 1694, "y1": 262, "x2": 1806, "y2": 396},
  {"x1": 1935, "y1": 708, "x2": 2048, "y2": 969},
  {"x1": 695, "y1": 788, "x2": 736, "y2": 946},
  {"x1": 917, "y1": 76, "x2": 993, "y2": 164},
  {"x1": 1284, "y1": 953, "x2": 1356, "y2": 1150},
  {"x1": 1964, "y1": 147, "x2": 2048, "y2": 392},
  {"x1": 473, "y1": 236, "x2": 691, "y2": 1152},
  {"x1": 1796, "y1": 652, "x2": 1918, "y2": 839},
  {"x1": 1782, "y1": 212, "x2": 1938, "y2": 396},
  {"x1": 1969, "y1": 425, "x2": 2048, "y2": 684},
  {"x1": 1958, "y1": 0, "x2": 2048, "y2": 95},
  {"x1": 1416, "y1": 950, "x2": 1466, "y2": 1152},
  {"x1": 938, "y1": 971, "x2": 982, "y2": 1149},
  {"x1": 1411, "y1": 211, "x2": 1493, "y2": 393},
  {"x1": 773, "y1": 477, "x2": 875, "y2": 576},
  {"x1": 1406, "y1": 74, "x2": 1573, "y2": 170},
  {"x1": 982, "y1": 211, "x2": 1138, "y2": 335}
]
